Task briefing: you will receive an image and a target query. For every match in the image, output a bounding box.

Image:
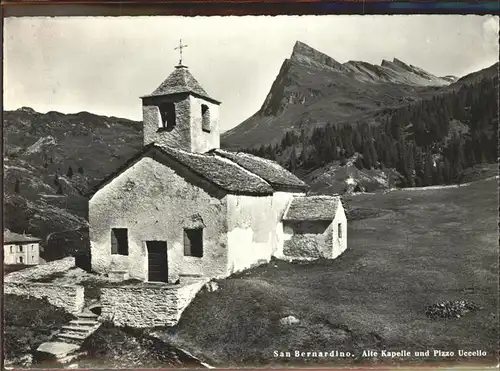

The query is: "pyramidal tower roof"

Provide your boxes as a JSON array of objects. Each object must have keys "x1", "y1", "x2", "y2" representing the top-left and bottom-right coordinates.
[{"x1": 145, "y1": 65, "x2": 220, "y2": 104}]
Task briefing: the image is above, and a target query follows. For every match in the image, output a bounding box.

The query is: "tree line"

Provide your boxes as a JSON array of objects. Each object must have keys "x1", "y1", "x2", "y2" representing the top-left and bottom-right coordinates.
[{"x1": 246, "y1": 75, "x2": 498, "y2": 188}]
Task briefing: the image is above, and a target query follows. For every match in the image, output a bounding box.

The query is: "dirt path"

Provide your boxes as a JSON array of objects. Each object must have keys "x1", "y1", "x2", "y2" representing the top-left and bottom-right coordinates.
[{"x1": 384, "y1": 175, "x2": 497, "y2": 193}]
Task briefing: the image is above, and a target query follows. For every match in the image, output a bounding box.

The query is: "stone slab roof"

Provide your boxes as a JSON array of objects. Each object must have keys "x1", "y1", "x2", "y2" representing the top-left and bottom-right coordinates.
[
  {"x1": 283, "y1": 195, "x2": 341, "y2": 221},
  {"x1": 4, "y1": 230, "x2": 41, "y2": 244},
  {"x1": 144, "y1": 66, "x2": 220, "y2": 104},
  {"x1": 89, "y1": 144, "x2": 274, "y2": 197},
  {"x1": 162, "y1": 146, "x2": 273, "y2": 195},
  {"x1": 210, "y1": 149, "x2": 309, "y2": 192}
]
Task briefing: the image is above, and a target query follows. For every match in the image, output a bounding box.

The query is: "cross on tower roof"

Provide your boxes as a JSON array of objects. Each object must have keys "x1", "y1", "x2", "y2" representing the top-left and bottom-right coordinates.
[{"x1": 174, "y1": 39, "x2": 188, "y2": 67}]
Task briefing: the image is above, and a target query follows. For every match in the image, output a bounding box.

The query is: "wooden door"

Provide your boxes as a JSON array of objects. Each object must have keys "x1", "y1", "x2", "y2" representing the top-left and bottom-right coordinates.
[{"x1": 146, "y1": 241, "x2": 168, "y2": 282}]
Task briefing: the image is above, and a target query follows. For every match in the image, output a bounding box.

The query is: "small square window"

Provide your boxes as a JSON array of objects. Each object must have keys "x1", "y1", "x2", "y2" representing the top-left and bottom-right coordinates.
[
  {"x1": 111, "y1": 228, "x2": 129, "y2": 255},
  {"x1": 184, "y1": 228, "x2": 203, "y2": 257}
]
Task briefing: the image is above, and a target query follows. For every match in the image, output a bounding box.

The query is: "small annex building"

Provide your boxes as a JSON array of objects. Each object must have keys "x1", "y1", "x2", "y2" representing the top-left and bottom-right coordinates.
[
  {"x1": 3, "y1": 229, "x2": 41, "y2": 265},
  {"x1": 89, "y1": 61, "x2": 348, "y2": 284},
  {"x1": 283, "y1": 196, "x2": 347, "y2": 260}
]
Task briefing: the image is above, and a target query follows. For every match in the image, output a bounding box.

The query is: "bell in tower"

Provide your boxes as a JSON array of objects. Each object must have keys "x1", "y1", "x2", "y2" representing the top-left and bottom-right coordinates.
[{"x1": 140, "y1": 40, "x2": 221, "y2": 153}]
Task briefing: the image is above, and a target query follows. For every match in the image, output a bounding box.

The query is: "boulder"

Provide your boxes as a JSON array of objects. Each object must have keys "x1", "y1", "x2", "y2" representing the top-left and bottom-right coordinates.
[
  {"x1": 279, "y1": 315, "x2": 300, "y2": 326},
  {"x1": 36, "y1": 341, "x2": 80, "y2": 360}
]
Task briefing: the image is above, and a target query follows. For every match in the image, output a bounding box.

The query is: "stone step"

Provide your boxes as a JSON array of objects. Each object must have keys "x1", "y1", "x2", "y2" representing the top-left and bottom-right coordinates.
[
  {"x1": 61, "y1": 325, "x2": 96, "y2": 333},
  {"x1": 57, "y1": 333, "x2": 87, "y2": 340},
  {"x1": 57, "y1": 333, "x2": 88, "y2": 341},
  {"x1": 59, "y1": 330, "x2": 93, "y2": 339},
  {"x1": 60, "y1": 324, "x2": 99, "y2": 335},
  {"x1": 70, "y1": 319, "x2": 99, "y2": 327},
  {"x1": 54, "y1": 338, "x2": 83, "y2": 346},
  {"x1": 59, "y1": 332, "x2": 87, "y2": 340},
  {"x1": 77, "y1": 312, "x2": 98, "y2": 319}
]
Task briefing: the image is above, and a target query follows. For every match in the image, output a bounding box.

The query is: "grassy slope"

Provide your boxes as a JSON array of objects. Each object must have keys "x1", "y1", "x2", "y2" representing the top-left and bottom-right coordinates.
[
  {"x1": 3, "y1": 295, "x2": 75, "y2": 361},
  {"x1": 160, "y1": 177, "x2": 498, "y2": 367},
  {"x1": 76, "y1": 323, "x2": 204, "y2": 369},
  {"x1": 3, "y1": 294, "x2": 203, "y2": 369},
  {"x1": 3, "y1": 109, "x2": 142, "y2": 259}
]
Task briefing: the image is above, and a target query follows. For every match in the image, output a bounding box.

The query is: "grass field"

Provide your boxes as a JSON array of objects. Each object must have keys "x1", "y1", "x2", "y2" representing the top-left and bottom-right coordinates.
[
  {"x1": 159, "y1": 177, "x2": 498, "y2": 368},
  {"x1": 73, "y1": 323, "x2": 205, "y2": 369},
  {"x1": 4, "y1": 295, "x2": 75, "y2": 364}
]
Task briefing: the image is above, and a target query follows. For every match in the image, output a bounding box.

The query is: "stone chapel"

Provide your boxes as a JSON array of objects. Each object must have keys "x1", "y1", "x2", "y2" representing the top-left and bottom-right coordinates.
[{"x1": 88, "y1": 58, "x2": 347, "y2": 284}]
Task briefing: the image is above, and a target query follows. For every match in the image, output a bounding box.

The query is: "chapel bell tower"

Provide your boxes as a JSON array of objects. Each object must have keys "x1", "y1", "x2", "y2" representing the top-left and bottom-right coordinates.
[{"x1": 141, "y1": 40, "x2": 221, "y2": 153}]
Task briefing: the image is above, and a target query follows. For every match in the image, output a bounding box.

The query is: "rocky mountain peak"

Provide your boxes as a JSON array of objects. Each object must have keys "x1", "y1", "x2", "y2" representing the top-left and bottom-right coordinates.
[
  {"x1": 290, "y1": 41, "x2": 344, "y2": 70},
  {"x1": 381, "y1": 58, "x2": 412, "y2": 70},
  {"x1": 392, "y1": 58, "x2": 413, "y2": 72},
  {"x1": 380, "y1": 59, "x2": 392, "y2": 68},
  {"x1": 291, "y1": 41, "x2": 315, "y2": 57}
]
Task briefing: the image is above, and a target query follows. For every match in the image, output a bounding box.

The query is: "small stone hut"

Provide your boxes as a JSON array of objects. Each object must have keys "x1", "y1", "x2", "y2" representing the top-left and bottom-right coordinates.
[{"x1": 282, "y1": 196, "x2": 347, "y2": 260}]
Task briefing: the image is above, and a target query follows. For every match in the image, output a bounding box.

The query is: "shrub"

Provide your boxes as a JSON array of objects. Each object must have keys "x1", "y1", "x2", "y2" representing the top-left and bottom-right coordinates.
[{"x1": 425, "y1": 300, "x2": 480, "y2": 319}]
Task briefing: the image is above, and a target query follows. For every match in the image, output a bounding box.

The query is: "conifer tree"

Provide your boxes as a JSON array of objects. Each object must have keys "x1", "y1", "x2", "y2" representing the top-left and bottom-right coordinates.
[
  {"x1": 362, "y1": 143, "x2": 372, "y2": 169},
  {"x1": 14, "y1": 179, "x2": 20, "y2": 194},
  {"x1": 433, "y1": 160, "x2": 444, "y2": 185},
  {"x1": 423, "y1": 151, "x2": 434, "y2": 186},
  {"x1": 443, "y1": 157, "x2": 452, "y2": 184}
]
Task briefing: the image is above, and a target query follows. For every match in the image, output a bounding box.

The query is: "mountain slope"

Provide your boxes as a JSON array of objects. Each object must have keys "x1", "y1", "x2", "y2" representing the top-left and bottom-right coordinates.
[
  {"x1": 222, "y1": 41, "x2": 497, "y2": 194},
  {"x1": 249, "y1": 61, "x2": 498, "y2": 193},
  {"x1": 221, "y1": 41, "x2": 455, "y2": 149},
  {"x1": 3, "y1": 108, "x2": 143, "y2": 258}
]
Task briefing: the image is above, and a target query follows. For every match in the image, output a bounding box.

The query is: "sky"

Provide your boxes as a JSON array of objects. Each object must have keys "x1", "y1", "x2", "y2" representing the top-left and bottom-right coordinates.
[{"x1": 4, "y1": 15, "x2": 499, "y2": 132}]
